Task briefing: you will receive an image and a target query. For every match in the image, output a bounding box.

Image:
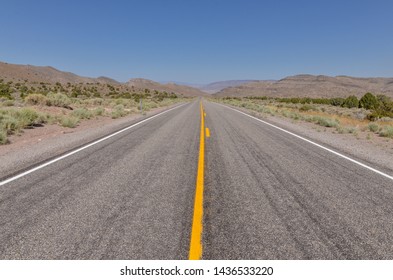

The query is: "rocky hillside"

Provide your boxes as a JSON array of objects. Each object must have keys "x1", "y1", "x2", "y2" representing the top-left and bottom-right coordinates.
[
  {"x1": 0, "y1": 61, "x2": 206, "y2": 97},
  {"x1": 215, "y1": 75, "x2": 393, "y2": 98}
]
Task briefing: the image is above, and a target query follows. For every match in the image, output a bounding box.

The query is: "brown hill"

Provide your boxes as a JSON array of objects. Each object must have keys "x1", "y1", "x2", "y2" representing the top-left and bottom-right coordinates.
[
  {"x1": 0, "y1": 61, "x2": 206, "y2": 97},
  {"x1": 127, "y1": 78, "x2": 207, "y2": 97},
  {"x1": 0, "y1": 61, "x2": 101, "y2": 84},
  {"x1": 215, "y1": 74, "x2": 393, "y2": 98}
]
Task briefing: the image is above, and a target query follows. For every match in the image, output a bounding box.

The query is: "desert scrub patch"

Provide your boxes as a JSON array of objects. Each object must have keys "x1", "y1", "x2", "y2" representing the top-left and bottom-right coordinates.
[
  {"x1": 0, "y1": 114, "x2": 18, "y2": 133},
  {"x1": 299, "y1": 104, "x2": 317, "y2": 112},
  {"x1": 111, "y1": 104, "x2": 127, "y2": 119},
  {"x1": 0, "y1": 128, "x2": 8, "y2": 144},
  {"x1": 15, "y1": 108, "x2": 40, "y2": 127},
  {"x1": 87, "y1": 98, "x2": 104, "y2": 106},
  {"x1": 336, "y1": 126, "x2": 357, "y2": 134},
  {"x1": 2, "y1": 100, "x2": 15, "y2": 106},
  {"x1": 93, "y1": 106, "x2": 105, "y2": 116},
  {"x1": 114, "y1": 99, "x2": 127, "y2": 106},
  {"x1": 346, "y1": 126, "x2": 358, "y2": 134},
  {"x1": 379, "y1": 126, "x2": 393, "y2": 138},
  {"x1": 60, "y1": 116, "x2": 79, "y2": 128},
  {"x1": 314, "y1": 116, "x2": 339, "y2": 127},
  {"x1": 1, "y1": 108, "x2": 46, "y2": 130},
  {"x1": 0, "y1": 108, "x2": 48, "y2": 141},
  {"x1": 46, "y1": 93, "x2": 72, "y2": 108},
  {"x1": 72, "y1": 108, "x2": 93, "y2": 119},
  {"x1": 25, "y1": 94, "x2": 48, "y2": 106},
  {"x1": 368, "y1": 123, "x2": 379, "y2": 133}
]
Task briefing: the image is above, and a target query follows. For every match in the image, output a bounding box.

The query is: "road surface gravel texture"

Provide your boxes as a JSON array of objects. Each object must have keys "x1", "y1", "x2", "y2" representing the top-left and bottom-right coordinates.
[{"x1": 1, "y1": 100, "x2": 392, "y2": 259}]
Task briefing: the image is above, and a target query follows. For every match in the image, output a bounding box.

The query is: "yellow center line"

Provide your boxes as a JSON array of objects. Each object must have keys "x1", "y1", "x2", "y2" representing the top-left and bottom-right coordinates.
[
  {"x1": 189, "y1": 101, "x2": 205, "y2": 260},
  {"x1": 206, "y1": 128, "x2": 210, "y2": 138}
]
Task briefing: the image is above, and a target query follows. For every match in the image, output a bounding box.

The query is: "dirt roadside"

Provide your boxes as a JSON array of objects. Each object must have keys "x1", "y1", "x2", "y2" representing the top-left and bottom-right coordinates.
[
  {"x1": 0, "y1": 103, "x2": 187, "y2": 179},
  {"x1": 219, "y1": 103, "x2": 393, "y2": 174}
]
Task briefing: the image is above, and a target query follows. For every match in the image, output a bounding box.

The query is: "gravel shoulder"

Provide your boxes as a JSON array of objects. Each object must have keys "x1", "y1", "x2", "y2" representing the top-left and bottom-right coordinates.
[
  {"x1": 217, "y1": 102, "x2": 393, "y2": 173},
  {"x1": 0, "y1": 103, "x2": 187, "y2": 180}
]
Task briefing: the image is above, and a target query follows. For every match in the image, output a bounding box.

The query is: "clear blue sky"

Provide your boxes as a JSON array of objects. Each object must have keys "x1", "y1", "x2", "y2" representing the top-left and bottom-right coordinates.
[{"x1": 1, "y1": 0, "x2": 392, "y2": 84}]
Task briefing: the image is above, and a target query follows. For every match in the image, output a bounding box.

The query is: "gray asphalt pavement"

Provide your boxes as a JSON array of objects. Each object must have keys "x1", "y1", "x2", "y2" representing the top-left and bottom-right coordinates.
[
  {"x1": 0, "y1": 102, "x2": 199, "y2": 259},
  {"x1": 1, "y1": 99, "x2": 393, "y2": 259},
  {"x1": 203, "y1": 101, "x2": 393, "y2": 259}
]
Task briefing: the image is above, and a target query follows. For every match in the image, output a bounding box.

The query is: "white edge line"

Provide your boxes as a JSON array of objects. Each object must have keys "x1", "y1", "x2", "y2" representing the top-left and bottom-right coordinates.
[
  {"x1": 216, "y1": 102, "x2": 393, "y2": 181},
  {"x1": 0, "y1": 103, "x2": 188, "y2": 186}
]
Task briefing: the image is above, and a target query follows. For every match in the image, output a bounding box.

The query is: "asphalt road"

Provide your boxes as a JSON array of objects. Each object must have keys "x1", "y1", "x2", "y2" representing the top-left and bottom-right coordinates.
[
  {"x1": 0, "y1": 102, "x2": 199, "y2": 259},
  {"x1": 203, "y1": 101, "x2": 393, "y2": 259},
  {"x1": 1, "y1": 99, "x2": 393, "y2": 259}
]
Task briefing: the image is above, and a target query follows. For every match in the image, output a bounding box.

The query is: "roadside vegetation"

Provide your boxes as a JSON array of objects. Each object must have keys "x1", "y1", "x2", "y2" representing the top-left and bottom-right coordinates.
[
  {"x1": 0, "y1": 79, "x2": 187, "y2": 144},
  {"x1": 215, "y1": 92, "x2": 393, "y2": 141}
]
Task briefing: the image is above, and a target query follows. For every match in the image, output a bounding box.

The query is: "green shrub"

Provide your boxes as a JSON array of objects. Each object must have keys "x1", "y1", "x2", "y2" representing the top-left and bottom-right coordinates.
[
  {"x1": 46, "y1": 93, "x2": 71, "y2": 108},
  {"x1": 111, "y1": 104, "x2": 127, "y2": 119},
  {"x1": 2, "y1": 100, "x2": 14, "y2": 106},
  {"x1": 379, "y1": 126, "x2": 393, "y2": 138},
  {"x1": 368, "y1": 123, "x2": 379, "y2": 132},
  {"x1": 0, "y1": 128, "x2": 7, "y2": 144},
  {"x1": 359, "y1": 92, "x2": 378, "y2": 110},
  {"x1": 0, "y1": 114, "x2": 18, "y2": 133},
  {"x1": 71, "y1": 108, "x2": 92, "y2": 119},
  {"x1": 15, "y1": 108, "x2": 41, "y2": 128},
  {"x1": 377, "y1": 95, "x2": 393, "y2": 111},
  {"x1": 367, "y1": 109, "x2": 393, "y2": 120},
  {"x1": 299, "y1": 104, "x2": 316, "y2": 111},
  {"x1": 330, "y1": 98, "x2": 345, "y2": 106},
  {"x1": 0, "y1": 82, "x2": 13, "y2": 99},
  {"x1": 343, "y1": 96, "x2": 359, "y2": 108},
  {"x1": 92, "y1": 98, "x2": 104, "y2": 105},
  {"x1": 347, "y1": 126, "x2": 357, "y2": 134},
  {"x1": 94, "y1": 107, "x2": 105, "y2": 116},
  {"x1": 0, "y1": 108, "x2": 46, "y2": 135},
  {"x1": 314, "y1": 116, "x2": 339, "y2": 127},
  {"x1": 60, "y1": 116, "x2": 79, "y2": 128},
  {"x1": 337, "y1": 126, "x2": 357, "y2": 134}
]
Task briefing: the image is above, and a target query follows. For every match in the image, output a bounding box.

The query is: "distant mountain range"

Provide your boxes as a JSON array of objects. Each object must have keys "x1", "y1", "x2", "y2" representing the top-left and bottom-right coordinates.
[
  {"x1": 214, "y1": 75, "x2": 393, "y2": 98},
  {"x1": 196, "y1": 80, "x2": 261, "y2": 94},
  {"x1": 0, "y1": 61, "x2": 207, "y2": 97},
  {"x1": 127, "y1": 78, "x2": 209, "y2": 97},
  {"x1": 1, "y1": 61, "x2": 392, "y2": 98}
]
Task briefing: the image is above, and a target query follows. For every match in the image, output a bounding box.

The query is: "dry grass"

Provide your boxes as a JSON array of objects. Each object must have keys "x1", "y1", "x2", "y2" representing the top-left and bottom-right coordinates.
[
  {"x1": 0, "y1": 96, "x2": 187, "y2": 145},
  {"x1": 216, "y1": 97, "x2": 393, "y2": 140}
]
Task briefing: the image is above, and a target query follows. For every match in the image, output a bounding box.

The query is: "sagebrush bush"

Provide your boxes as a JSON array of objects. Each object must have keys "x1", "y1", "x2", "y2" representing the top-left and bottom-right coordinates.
[
  {"x1": 15, "y1": 108, "x2": 40, "y2": 127},
  {"x1": 25, "y1": 94, "x2": 47, "y2": 106},
  {"x1": 336, "y1": 126, "x2": 357, "y2": 134},
  {"x1": 111, "y1": 104, "x2": 127, "y2": 119},
  {"x1": 60, "y1": 116, "x2": 79, "y2": 128},
  {"x1": 90, "y1": 98, "x2": 104, "y2": 106},
  {"x1": 0, "y1": 114, "x2": 18, "y2": 133},
  {"x1": 46, "y1": 93, "x2": 71, "y2": 108},
  {"x1": 379, "y1": 126, "x2": 393, "y2": 138},
  {"x1": 314, "y1": 116, "x2": 339, "y2": 127},
  {"x1": 346, "y1": 126, "x2": 357, "y2": 134},
  {"x1": 94, "y1": 107, "x2": 105, "y2": 116},
  {"x1": 0, "y1": 108, "x2": 45, "y2": 132},
  {"x1": 0, "y1": 128, "x2": 7, "y2": 144},
  {"x1": 2, "y1": 100, "x2": 14, "y2": 106},
  {"x1": 299, "y1": 104, "x2": 316, "y2": 111},
  {"x1": 368, "y1": 123, "x2": 379, "y2": 132},
  {"x1": 72, "y1": 108, "x2": 92, "y2": 119}
]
